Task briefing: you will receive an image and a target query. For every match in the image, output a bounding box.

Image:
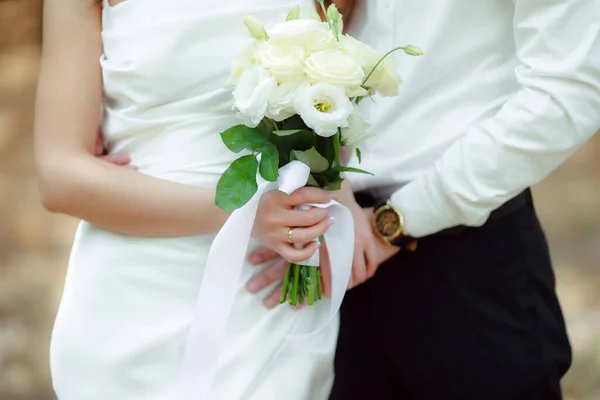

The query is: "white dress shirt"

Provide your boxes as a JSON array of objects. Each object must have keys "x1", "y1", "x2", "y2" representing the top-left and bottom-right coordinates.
[{"x1": 347, "y1": 0, "x2": 600, "y2": 237}]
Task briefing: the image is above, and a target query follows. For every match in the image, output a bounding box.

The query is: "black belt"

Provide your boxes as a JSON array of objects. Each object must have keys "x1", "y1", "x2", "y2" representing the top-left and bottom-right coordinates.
[{"x1": 354, "y1": 187, "x2": 532, "y2": 236}]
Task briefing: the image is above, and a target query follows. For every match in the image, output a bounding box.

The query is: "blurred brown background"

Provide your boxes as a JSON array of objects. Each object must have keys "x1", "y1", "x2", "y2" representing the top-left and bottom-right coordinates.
[{"x1": 1, "y1": 1, "x2": 599, "y2": 399}]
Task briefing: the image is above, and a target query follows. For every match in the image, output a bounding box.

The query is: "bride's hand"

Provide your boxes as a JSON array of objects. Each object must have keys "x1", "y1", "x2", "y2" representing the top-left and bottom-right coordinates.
[{"x1": 253, "y1": 188, "x2": 333, "y2": 264}]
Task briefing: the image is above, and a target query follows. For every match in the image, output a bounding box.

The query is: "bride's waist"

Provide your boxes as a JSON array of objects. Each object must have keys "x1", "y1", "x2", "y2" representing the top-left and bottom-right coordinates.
[{"x1": 104, "y1": 115, "x2": 241, "y2": 186}]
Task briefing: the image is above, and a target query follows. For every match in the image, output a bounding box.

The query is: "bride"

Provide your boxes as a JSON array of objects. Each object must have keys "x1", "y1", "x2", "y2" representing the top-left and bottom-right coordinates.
[{"x1": 34, "y1": 0, "x2": 353, "y2": 398}]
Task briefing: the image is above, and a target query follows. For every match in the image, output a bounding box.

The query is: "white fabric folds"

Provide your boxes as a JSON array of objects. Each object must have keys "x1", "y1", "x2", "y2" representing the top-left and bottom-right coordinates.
[{"x1": 174, "y1": 161, "x2": 354, "y2": 399}]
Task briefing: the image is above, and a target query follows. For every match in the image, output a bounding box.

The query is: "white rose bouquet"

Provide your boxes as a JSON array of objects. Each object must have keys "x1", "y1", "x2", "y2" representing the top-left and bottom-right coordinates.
[{"x1": 216, "y1": 1, "x2": 422, "y2": 306}]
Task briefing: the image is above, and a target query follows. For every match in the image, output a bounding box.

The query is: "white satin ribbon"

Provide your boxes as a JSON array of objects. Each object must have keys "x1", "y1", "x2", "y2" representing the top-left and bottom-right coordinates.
[{"x1": 173, "y1": 160, "x2": 354, "y2": 400}]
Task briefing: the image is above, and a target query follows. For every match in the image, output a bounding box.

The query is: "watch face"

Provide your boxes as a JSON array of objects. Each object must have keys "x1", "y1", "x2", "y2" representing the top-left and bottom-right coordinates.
[{"x1": 375, "y1": 207, "x2": 401, "y2": 238}]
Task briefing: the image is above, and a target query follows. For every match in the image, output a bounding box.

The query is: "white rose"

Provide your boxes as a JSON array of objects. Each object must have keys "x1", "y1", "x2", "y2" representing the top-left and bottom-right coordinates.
[
  {"x1": 266, "y1": 80, "x2": 307, "y2": 122},
  {"x1": 268, "y1": 19, "x2": 337, "y2": 55},
  {"x1": 294, "y1": 83, "x2": 354, "y2": 137},
  {"x1": 233, "y1": 65, "x2": 277, "y2": 127},
  {"x1": 367, "y1": 57, "x2": 403, "y2": 97},
  {"x1": 304, "y1": 50, "x2": 365, "y2": 96},
  {"x1": 260, "y1": 39, "x2": 306, "y2": 82},
  {"x1": 341, "y1": 105, "x2": 375, "y2": 148}
]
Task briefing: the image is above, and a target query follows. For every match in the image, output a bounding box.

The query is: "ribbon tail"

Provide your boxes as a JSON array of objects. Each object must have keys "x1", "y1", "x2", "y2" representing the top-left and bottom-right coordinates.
[
  {"x1": 172, "y1": 182, "x2": 273, "y2": 400},
  {"x1": 323, "y1": 202, "x2": 354, "y2": 318}
]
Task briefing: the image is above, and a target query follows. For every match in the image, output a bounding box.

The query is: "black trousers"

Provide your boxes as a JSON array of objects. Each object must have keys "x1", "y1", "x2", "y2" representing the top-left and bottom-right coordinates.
[{"x1": 330, "y1": 200, "x2": 572, "y2": 400}]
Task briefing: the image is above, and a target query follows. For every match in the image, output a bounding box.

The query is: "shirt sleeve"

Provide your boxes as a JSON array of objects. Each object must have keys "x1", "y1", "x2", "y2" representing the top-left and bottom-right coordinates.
[{"x1": 390, "y1": 0, "x2": 600, "y2": 238}]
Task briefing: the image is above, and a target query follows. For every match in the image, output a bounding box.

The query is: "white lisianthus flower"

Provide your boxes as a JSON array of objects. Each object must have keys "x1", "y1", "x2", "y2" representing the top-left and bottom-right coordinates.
[
  {"x1": 341, "y1": 104, "x2": 375, "y2": 148},
  {"x1": 260, "y1": 39, "x2": 306, "y2": 82},
  {"x1": 366, "y1": 57, "x2": 403, "y2": 97},
  {"x1": 339, "y1": 35, "x2": 403, "y2": 97},
  {"x1": 226, "y1": 40, "x2": 268, "y2": 88},
  {"x1": 266, "y1": 80, "x2": 308, "y2": 122},
  {"x1": 304, "y1": 50, "x2": 366, "y2": 96},
  {"x1": 268, "y1": 19, "x2": 337, "y2": 55},
  {"x1": 233, "y1": 65, "x2": 277, "y2": 127},
  {"x1": 294, "y1": 83, "x2": 353, "y2": 137}
]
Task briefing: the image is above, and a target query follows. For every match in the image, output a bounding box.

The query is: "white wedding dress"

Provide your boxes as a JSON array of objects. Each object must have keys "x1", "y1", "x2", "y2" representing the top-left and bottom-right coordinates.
[{"x1": 49, "y1": 1, "x2": 338, "y2": 399}]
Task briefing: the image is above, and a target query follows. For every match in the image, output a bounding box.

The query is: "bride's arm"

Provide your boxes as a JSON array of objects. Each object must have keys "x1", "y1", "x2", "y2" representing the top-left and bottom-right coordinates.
[
  {"x1": 35, "y1": 0, "x2": 232, "y2": 238},
  {"x1": 35, "y1": 0, "x2": 330, "y2": 258}
]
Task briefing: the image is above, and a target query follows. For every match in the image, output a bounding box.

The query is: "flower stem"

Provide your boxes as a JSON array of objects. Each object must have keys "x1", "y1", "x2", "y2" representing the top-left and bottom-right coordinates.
[
  {"x1": 268, "y1": 118, "x2": 279, "y2": 133},
  {"x1": 289, "y1": 263, "x2": 301, "y2": 306},
  {"x1": 317, "y1": 268, "x2": 323, "y2": 300},
  {"x1": 307, "y1": 266, "x2": 317, "y2": 305},
  {"x1": 279, "y1": 264, "x2": 292, "y2": 304},
  {"x1": 362, "y1": 46, "x2": 407, "y2": 86}
]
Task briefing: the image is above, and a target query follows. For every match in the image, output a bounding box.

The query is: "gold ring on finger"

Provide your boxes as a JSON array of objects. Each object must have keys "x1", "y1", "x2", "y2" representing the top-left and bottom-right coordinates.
[{"x1": 287, "y1": 228, "x2": 295, "y2": 244}]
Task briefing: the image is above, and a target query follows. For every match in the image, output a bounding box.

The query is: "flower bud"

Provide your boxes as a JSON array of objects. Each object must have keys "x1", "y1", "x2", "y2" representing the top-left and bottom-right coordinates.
[
  {"x1": 326, "y1": 4, "x2": 343, "y2": 35},
  {"x1": 404, "y1": 45, "x2": 423, "y2": 56},
  {"x1": 243, "y1": 16, "x2": 269, "y2": 41},
  {"x1": 286, "y1": 5, "x2": 301, "y2": 21}
]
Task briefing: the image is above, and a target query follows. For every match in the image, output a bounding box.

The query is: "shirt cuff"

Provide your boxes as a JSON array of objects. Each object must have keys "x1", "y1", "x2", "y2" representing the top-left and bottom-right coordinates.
[{"x1": 389, "y1": 170, "x2": 460, "y2": 238}]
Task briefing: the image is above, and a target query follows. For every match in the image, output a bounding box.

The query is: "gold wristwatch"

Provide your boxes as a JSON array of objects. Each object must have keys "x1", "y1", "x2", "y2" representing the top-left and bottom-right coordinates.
[{"x1": 372, "y1": 200, "x2": 414, "y2": 247}]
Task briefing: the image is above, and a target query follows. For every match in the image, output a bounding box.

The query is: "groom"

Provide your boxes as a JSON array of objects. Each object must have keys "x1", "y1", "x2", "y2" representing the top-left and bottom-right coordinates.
[{"x1": 246, "y1": 0, "x2": 600, "y2": 399}]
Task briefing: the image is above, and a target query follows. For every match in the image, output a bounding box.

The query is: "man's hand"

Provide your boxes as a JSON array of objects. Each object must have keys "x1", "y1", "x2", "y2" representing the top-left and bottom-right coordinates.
[
  {"x1": 246, "y1": 248, "x2": 289, "y2": 309},
  {"x1": 94, "y1": 127, "x2": 136, "y2": 169}
]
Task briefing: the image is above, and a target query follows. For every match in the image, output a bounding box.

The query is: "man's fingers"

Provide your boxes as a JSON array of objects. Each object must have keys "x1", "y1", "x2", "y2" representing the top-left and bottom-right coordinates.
[
  {"x1": 263, "y1": 284, "x2": 284, "y2": 309},
  {"x1": 101, "y1": 153, "x2": 132, "y2": 166},
  {"x1": 94, "y1": 133, "x2": 104, "y2": 156},
  {"x1": 320, "y1": 243, "x2": 332, "y2": 298},
  {"x1": 248, "y1": 246, "x2": 280, "y2": 265},
  {"x1": 246, "y1": 258, "x2": 287, "y2": 294}
]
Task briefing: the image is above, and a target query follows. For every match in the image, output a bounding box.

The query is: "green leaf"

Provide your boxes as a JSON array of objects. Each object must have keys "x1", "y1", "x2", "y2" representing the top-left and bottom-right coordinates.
[
  {"x1": 355, "y1": 148, "x2": 362, "y2": 164},
  {"x1": 333, "y1": 131, "x2": 341, "y2": 166},
  {"x1": 311, "y1": 174, "x2": 328, "y2": 187},
  {"x1": 273, "y1": 129, "x2": 303, "y2": 137},
  {"x1": 324, "y1": 176, "x2": 344, "y2": 191},
  {"x1": 259, "y1": 143, "x2": 279, "y2": 182},
  {"x1": 215, "y1": 155, "x2": 259, "y2": 212},
  {"x1": 333, "y1": 165, "x2": 374, "y2": 175},
  {"x1": 315, "y1": 134, "x2": 335, "y2": 167},
  {"x1": 307, "y1": 174, "x2": 320, "y2": 187},
  {"x1": 220, "y1": 125, "x2": 267, "y2": 153},
  {"x1": 258, "y1": 118, "x2": 276, "y2": 135},
  {"x1": 269, "y1": 129, "x2": 316, "y2": 166},
  {"x1": 291, "y1": 147, "x2": 329, "y2": 173}
]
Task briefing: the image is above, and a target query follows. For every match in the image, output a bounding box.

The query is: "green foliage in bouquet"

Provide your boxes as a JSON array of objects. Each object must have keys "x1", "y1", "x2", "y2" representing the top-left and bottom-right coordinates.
[{"x1": 215, "y1": 116, "x2": 371, "y2": 212}]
